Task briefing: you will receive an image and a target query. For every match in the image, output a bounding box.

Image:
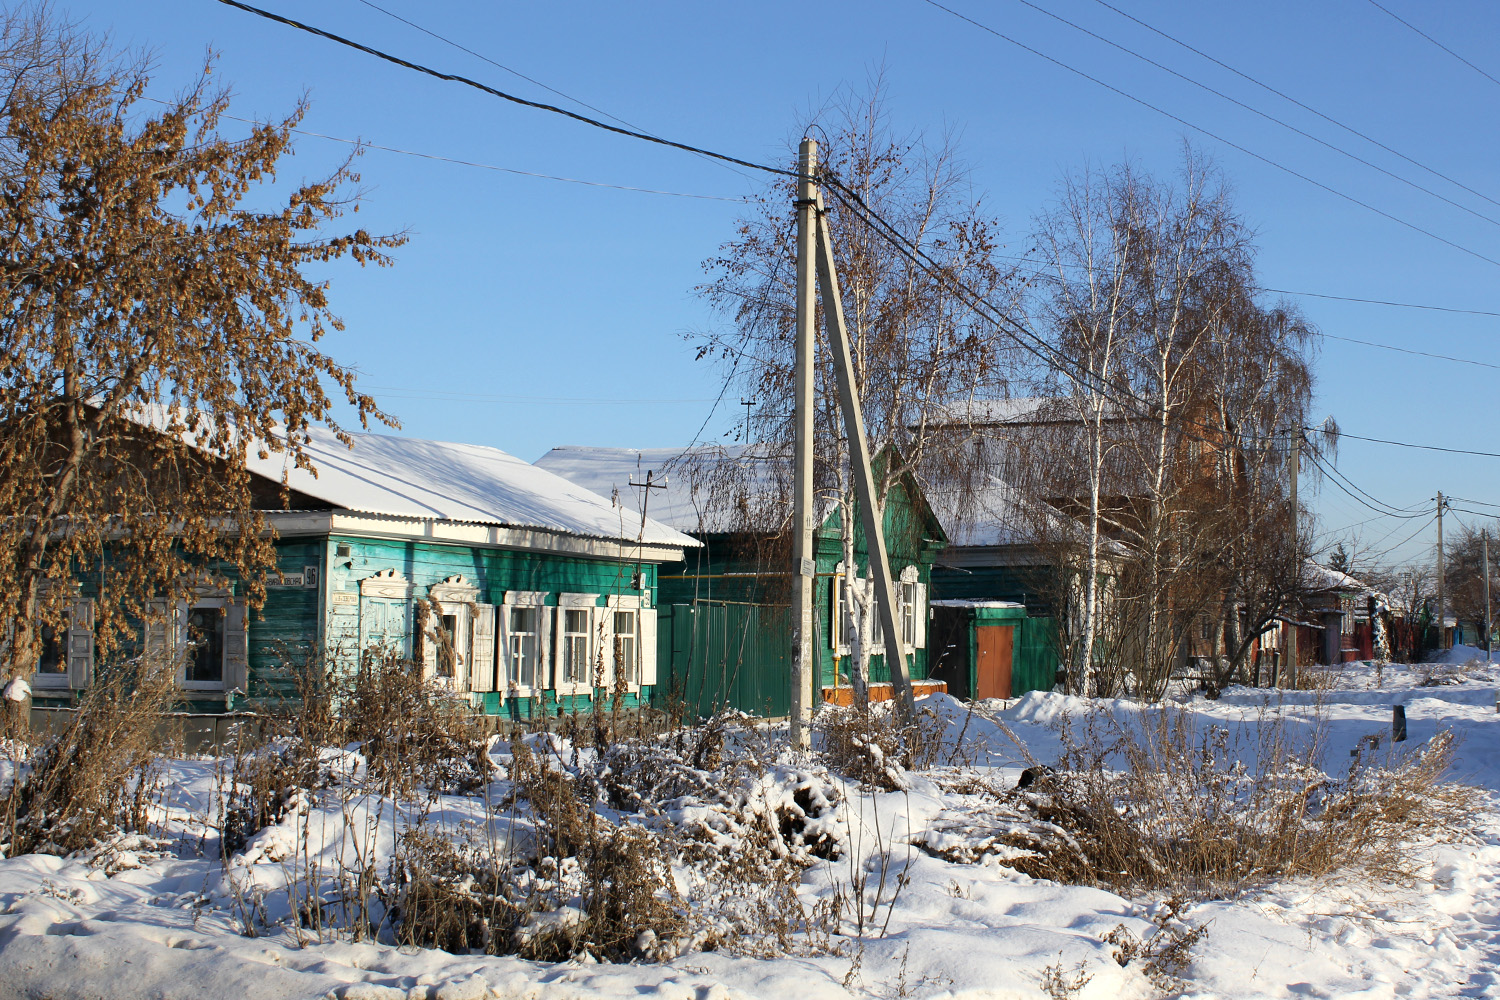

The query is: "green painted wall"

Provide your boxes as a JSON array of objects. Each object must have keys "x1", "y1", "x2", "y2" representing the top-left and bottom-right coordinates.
[
  {"x1": 655, "y1": 475, "x2": 946, "y2": 718},
  {"x1": 320, "y1": 534, "x2": 660, "y2": 717}
]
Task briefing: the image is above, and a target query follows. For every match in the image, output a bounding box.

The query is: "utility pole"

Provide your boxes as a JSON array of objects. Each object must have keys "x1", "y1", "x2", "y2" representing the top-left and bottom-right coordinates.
[
  {"x1": 1484, "y1": 529, "x2": 1492, "y2": 662},
  {"x1": 789, "y1": 138, "x2": 818, "y2": 749},
  {"x1": 1285, "y1": 431, "x2": 1299, "y2": 688},
  {"x1": 812, "y1": 188, "x2": 918, "y2": 723},
  {"x1": 740, "y1": 397, "x2": 756, "y2": 443},
  {"x1": 1437, "y1": 491, "x2": 1447, "y2": 652}
]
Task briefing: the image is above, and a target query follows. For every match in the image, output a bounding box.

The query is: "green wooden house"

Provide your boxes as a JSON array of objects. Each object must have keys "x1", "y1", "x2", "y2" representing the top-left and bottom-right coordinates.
[
  {"x1": 29, "y1": 427, "x2": 698, "y2": 720},
  {"x1": 535, "y1": 445, "x2": 949, "y2": 719}
]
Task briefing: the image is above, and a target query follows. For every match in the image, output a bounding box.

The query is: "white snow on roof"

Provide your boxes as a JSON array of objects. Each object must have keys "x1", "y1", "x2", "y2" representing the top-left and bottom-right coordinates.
[
  {"x1": 536, "y1": 444, "x2": 798, "y2": 534},
  {"x1": 116, "y1": 401, "x2": 699, "y2": 549},
  {"x1": 246, "y1": 428, "x2": 696, "y2": 547}
]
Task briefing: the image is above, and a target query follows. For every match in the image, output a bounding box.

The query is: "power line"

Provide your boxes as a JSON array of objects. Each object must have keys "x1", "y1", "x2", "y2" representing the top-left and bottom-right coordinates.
[
  {"x1": 1087, "y1": 0, "x2": 1500, "y2": 213},
  {"x1": 1319, "y1": 332, "x2": 1500, "y2": 372},
  {"x1": 916, "y1": 0, "x2": 1500, "y2": 269},
  {"x1": 1320, "y1": 427, "x2": 1500, "y2": 460},
  {"x1": 349, "y1": 0, "x2": 757, "y2": 186},
  {"x1": 1363, "y1": 514, "x2": 1439, "y2": 562},
  {"x1": 363, "y1": 386, "x2": 716, "y2": 405},
  {"x1": 143, "y1": 98, "x2": 746, "y2": 201},
  {"x1": 214, "y1": 0, "x2": 797, "y2": 181},
  {"x1": 1303, "y1": 449, "x2": 1429, "y2": 520},
  {"x1": 1365, "y1": 0, "x2": 1500, "y2": 90},
  {"x1": 1010, "y1": 0, "x2": 1500, "y2": 231},
  {"x1": 1257, "y1": 286, "x2": 1500, "y2": 318}
]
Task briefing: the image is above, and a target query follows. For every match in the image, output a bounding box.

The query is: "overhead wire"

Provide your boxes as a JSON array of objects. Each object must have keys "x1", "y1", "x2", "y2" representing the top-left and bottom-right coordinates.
[
  {"x1": 349, "y1": 0, "x2": 758, "y2": 186},
  {"x1": 1364, "y1": 0, "x2": 1500, "y2": 90},
  {"x1": 915, "y1": 0, "x2": 1500, "y2": 268},
  {"x1": 213, "y1": 0, "x2": 799, "y2": 181},
  {"x1": 218, "y1": 0, "x2": 1500, "y2": 473},
  {"x1": 141, "y1": 98, "x2": 747, "y2": 201},
  {"x1": 1010, "y1": 0, "x2": 1500, "y2": 230},
  {"x1": 1086, "y1": 0, "x2": 1500, "y2": 212},
  {"x1": 1316, "y1": 428, "x2": 1500, "y2": 460}
]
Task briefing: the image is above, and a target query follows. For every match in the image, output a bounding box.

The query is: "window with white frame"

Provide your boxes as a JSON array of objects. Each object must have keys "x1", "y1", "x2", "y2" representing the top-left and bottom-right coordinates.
[
  {"x1": 613, "y1": 609, "x2": 638, "y2": 685},
  {"x1": 562, "y1": 610, "x2": 591, "y2": 685},
  {"x1": 149, "y1": 593, "x2": 248, "y2": 692},
  {"x1": 27, "y1": 593, "x2": 94, "y2": 690},
  {"x1": 553, "y1": 593, "x2": 599, "y2": 696},
  {"x1": 500, "y1": 591, "x2": 550, "y2": 696},
  {"x1": 508, "y1": 607, "x2": 541, "y2": 688},
  {"x1": 421, "y1": 575, "x2": 483, "y2": 689},
  {"x1": 602, "y1": 594, "x2": 656, "y2": 691}
]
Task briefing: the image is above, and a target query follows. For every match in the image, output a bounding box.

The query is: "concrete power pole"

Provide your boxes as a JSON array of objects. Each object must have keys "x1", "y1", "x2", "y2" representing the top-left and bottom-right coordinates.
[
  {"x1": 789, "y1": 138, "x2": 818, "y2": 749},
  {"x1": 1484, "y1": 529, "x2": 1492, "y2": 662},
  {"x1": 1437, "y1": 492, "x2": 1447, "y2": 652},
  {"x1": 1285, "y1": 431, "x2": 1300, "y2": 688}
]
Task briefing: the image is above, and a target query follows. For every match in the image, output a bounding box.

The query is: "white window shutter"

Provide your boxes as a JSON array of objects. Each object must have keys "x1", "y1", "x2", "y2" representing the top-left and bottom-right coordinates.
[
  {"x1": 67, "y1": 599, "x2": 94, "y2": 688},
  {"x1": 829, "y1": 575, "x2": 841, "y2": 649},
  {"x1": 914, "y1": 583, "x2": 927, "y2": 649},
  {"x1": 598, "y1": 608, "x2": 616, "y2": 690},
  {"x1": 144, "y1": 600, "x2": 172, "y2": 666},
  {"x1": 224, "y1": 600, "x2": 250, "y2": 693},
  {"x1": 470, "y1": 603, "x2": 496, "y2": 692},
  {"x1": 496, "y1": 604, "x2": 515, "y2": 698},
  {"x1": 537, "y1": 607, "x2": 553, "y2": 688},
  {"x1": 417, "y1": 602, "x2": 438, "y2": 676},
  {"x1": 639, "y1": 607, "x2": 658, "y2": 687}
]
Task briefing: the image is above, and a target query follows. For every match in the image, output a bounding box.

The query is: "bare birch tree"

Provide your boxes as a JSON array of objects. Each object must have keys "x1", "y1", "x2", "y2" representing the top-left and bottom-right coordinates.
[{"x1": 697, "y1": 81, "x2": 1018, "y2": 700}]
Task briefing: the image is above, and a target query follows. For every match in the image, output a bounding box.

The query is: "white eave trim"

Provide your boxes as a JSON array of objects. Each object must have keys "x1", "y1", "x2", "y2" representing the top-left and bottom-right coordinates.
[{"x1": 265, "y1": 510, "x2": 690, "y2": 563}]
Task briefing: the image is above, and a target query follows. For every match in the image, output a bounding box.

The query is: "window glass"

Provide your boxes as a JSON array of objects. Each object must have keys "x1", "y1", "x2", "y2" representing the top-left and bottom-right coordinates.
[
  {"x1": 438, "y1": 613, "x2": 460, "y2": 677},
  {"x1": 613, "y1": 610, "x2": 637, "y2": 684},
  {"x1": 563, "y1": 609, "x2": 589, "y2": 684},
  {"x1": 901, "y1": 582, "x2": 918, "y2": 647},
  {"x1": 509, "y1": 606, "x2": 538, "y2": 688},
  {"x1": 36, "y1": 624, "x2": 64, "y2": 674},
  {"x1": 186, "y1": 606, "x2": 225, "y2": 684}
]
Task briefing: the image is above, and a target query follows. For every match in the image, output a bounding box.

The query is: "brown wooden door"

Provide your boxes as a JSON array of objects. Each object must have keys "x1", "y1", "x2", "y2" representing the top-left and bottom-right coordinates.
[{"x1": 975, "y1": 625, "x2": 1014, "y2": 700}]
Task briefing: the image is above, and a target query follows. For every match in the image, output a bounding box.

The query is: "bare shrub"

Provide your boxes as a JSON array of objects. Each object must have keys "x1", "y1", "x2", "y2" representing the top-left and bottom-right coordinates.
[
  {"x1": 816, "y1": 702, "x2": 955, "y2": 789},
  {"x1": 1103, "y1": 893, "x2": 1208, "y2": 992},
  {"x1": 916, "y1": 704, "x2": 1478, "y2": 898},
  {"x1": 0, "y1": 654, "x2": 175, "y2": 857},
  {"x1": 342, "y1": 647, "x2": 487, "y2": 798},
  {"x1": 1040, "y1": 956, "x2": 1094, "y2": 1000}
]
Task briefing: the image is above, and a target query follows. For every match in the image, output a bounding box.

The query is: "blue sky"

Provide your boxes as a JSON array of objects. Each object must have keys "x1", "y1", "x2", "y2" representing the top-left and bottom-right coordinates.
[{"x1": 67, "y1": 0, "x2": 1500, "y2": 569}]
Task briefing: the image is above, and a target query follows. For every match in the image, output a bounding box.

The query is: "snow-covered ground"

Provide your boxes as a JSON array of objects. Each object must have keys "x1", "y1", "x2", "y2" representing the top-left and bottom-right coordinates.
[{"x1": 3, "y1": 660, "x2": 1499, "y2": 1000}]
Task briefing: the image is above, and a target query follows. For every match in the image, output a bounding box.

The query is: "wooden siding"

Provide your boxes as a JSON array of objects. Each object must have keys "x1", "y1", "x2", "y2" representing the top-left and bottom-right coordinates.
[{"x1": 318, "y1": 534, "x2": 661, "y2": 716}]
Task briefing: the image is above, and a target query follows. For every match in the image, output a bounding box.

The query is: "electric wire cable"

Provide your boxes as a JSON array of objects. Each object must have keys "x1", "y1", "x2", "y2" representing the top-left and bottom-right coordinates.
[
  {"x1": 1365, "y1": 0, "x2": 1500, "y2": 90},
  {"x1": 916, "y1": 0, "x2": 1500, "y2": 268},
  {"x1": 1087, "y1": 0, "x2": 1500, "y2": 212},
  {"x1": 218, "y1": 0, "x2": 1500, "y2": 476},
  {"x1": 213, "y1": 0, "x2": 800, "y2": 182},
  {"x1": 1011, "y1": 0, "x2": 1500, "y2": 230},
  {"x1": 349, "y1": 0, "x2": 758, "y2": 185},
  {"x1": 1302, "y1": 448, "x2": 1429, "y2": 520},
  {"x1": 143, "y1": 98, "x2": 748, "y2": 201},
  {"x1": 1363, "y1": 514, "x2": 1439, "y2": 562},
  {"x1": 1312, "y1": 428, "x2": 1500, "y2": 460}
]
